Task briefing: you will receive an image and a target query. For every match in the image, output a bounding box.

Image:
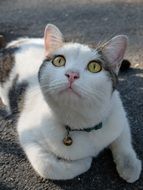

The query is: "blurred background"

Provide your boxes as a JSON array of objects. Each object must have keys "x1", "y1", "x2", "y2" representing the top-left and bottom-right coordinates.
[
  {"x1": 0, "y1": 0, "x2": 143, "y2": 67},
  {"x1": 0, "y1": 0, "x2": 143, "y2": 190}
]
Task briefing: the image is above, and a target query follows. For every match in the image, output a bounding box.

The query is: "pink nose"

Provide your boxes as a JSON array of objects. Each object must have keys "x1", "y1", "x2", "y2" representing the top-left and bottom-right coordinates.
[{"x1": 65, "y1": 71, "x2": 80, "y2": 83}]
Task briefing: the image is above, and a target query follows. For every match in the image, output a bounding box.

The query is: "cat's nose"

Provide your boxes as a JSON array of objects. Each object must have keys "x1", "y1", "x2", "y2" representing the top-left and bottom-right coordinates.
[{"x1": 65, "y1": 71, "x2": 80, "y2": 83}]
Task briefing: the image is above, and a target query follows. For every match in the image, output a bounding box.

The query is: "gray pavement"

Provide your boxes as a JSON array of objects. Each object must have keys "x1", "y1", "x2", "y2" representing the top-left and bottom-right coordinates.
[{"x1": 0, "y1": 0, "x2": 143, "y2": 189}]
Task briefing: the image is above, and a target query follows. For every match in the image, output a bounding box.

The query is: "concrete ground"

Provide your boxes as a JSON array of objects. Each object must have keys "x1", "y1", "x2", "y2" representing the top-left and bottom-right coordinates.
[{"x1": 0, "y1": 0, "x2": 143, "y2": 189}]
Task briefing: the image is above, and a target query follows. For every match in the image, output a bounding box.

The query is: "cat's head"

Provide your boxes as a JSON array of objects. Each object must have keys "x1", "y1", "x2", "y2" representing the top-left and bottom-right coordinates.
[{"x1": 39, "y1": 24, "x2": 127, "y2": 109}]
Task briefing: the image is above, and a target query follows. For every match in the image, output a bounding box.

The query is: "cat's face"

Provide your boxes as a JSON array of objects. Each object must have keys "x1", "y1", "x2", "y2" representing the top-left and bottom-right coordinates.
[
  {"x1": 39, "y1": 43, "x2": 112, "y2": 105},
  {"x1": 39, "y1": 24, "x2": 127, "y2": 108}
]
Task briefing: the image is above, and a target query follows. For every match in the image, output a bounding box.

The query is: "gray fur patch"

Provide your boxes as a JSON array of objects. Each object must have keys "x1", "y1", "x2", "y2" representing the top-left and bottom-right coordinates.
[
  {"x1": 8, "y1": 75, "x2": 28, "y2": 114},
  {"x1": 97, "y1": 50, "x2": 118, "y2": 90},
  {"x1": 0, "y1": 47, "x2": 17, "y2": 84},
  {"x1": 89, "y1": 44, "x2": 118, "y2": 90},
  {"x1": 89, "y1": 46, "x2": 118, "y2": 90},
  {"x1": 38, "y1": 58, "x2": 50, "y2": 83}
]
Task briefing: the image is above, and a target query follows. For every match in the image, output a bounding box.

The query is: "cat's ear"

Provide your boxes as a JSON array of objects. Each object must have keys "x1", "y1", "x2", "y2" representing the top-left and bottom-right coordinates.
[
  {"x1": 44, "y1": 24, "x2": 64, "y2": 56},
  {"x1": 101, "y1": 35, "x2": 128, "y2": 74}
]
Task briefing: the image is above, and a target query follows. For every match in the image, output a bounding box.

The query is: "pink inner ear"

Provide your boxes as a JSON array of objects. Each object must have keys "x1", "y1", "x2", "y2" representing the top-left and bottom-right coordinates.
[
  {"x1": 105, "y1": 47, "x2": 124, "y2": 65},
  {"x1": 44, "y1": 24, "x2": 63, "y2": 56},
  {"x1": 102, "y1": 35, "x2": 128, "y2": 73},
  {"x1": 44, "y1": 33, "x2": 54, "y2": 56}
]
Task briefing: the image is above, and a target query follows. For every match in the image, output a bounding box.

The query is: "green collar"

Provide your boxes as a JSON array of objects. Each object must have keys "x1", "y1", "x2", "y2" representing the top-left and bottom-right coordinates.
[
  {"x1": 65, "y1": 122, "x2": 102, "y2": 133},
  {"x1": 63, "y1": 123, "x2": 102, "y2": 146}
]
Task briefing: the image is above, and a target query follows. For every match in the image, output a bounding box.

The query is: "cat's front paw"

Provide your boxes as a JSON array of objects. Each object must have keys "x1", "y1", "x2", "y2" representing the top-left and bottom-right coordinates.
[
  {"x1": 82, "y1": 157, "x2": 92, "y2": 171},
  {"x1": 116, "y1": 154, "x2": 142, "y2": 183}
]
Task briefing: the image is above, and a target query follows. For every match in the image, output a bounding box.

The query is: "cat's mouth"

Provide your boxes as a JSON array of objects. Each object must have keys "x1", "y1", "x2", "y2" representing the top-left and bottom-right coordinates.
[{"x1": 59, "y1": 85, "x2": 81, "y2": 98}]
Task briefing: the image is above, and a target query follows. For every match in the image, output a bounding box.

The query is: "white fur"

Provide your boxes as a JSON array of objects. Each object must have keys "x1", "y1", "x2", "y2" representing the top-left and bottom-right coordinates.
[
  {"x1": 0, "y1": 27, "x2": 141, "y2": 182},
  {"x1": 0, "y1": 38, "x2": 44, "y2": 113}
]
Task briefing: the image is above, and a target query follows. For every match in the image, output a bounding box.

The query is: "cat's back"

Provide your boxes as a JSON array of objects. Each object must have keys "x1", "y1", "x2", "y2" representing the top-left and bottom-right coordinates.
[
  {"x1": 6, "y1": 38, "x2": 45, "y2": 82},
  {"x1": 0, "y1": 38, "x2": 44, "y2": 82},
  {"x1": 0, "y1": 38, "x2": 45, "y2": 112}
]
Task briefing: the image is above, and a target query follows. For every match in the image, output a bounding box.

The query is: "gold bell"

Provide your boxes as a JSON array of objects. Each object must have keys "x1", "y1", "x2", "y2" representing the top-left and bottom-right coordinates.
[{"x1": 63, "y1": 136, "x2": 73, "y2": 146}]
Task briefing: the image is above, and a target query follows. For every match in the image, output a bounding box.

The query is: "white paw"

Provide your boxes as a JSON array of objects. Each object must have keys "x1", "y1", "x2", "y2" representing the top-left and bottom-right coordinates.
[
  {"x1": 117, "y1": 155, "x2": 142, "y2": 183},
  {"x1": 83, "y1": 157, "x2": 92, "y2": 170}
]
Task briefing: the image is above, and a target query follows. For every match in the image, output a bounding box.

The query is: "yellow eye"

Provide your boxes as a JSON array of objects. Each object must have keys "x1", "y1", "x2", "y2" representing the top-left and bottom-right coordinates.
[
  {"x1": 87, "y1": 61, "x2": 102, "y2": 73},
  {"x1": 52, "y1": 55, "x2": 66, "y2": 67}
]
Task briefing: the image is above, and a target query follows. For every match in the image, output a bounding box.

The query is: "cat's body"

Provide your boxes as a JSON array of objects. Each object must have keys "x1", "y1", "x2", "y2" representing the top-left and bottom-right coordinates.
[
  {"x1": 0, "y1": 24, "x2": 141, "y2": 182},
  {"x1": 0, "y1": 38, "x2": 44, "y2": 111}
]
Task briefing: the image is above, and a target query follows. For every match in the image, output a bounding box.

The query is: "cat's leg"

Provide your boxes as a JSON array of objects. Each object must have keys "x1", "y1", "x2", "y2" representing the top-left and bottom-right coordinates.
[
  {"x1": 110, "y1": 122, "x2": 141, "y2": 183},
  {"x1": 1, "y1": 97, "x2": 11, "y2": 115},
  {"x1": 0, "y1": 87, "x2": 11, "y2": 114},
  {"x1": 23, "y1": 142, "x2": 92, "y2": 180},
  {"x1": 0, "y1": 88, "x2": 5, "y2": 105}
]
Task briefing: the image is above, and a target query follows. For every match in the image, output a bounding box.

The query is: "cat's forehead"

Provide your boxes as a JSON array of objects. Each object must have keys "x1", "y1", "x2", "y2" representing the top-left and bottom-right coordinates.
[{"x1": 54, "y1": 43, "x2": 99, "y2": 60}]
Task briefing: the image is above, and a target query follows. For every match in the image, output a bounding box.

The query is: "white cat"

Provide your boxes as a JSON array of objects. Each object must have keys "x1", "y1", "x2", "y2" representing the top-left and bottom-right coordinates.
[{"x1": 0, "y1": 24, "x2": 141, "y2": 183}]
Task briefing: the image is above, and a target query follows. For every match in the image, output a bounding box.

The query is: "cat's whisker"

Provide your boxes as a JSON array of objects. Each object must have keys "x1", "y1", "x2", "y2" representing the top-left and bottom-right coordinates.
[
  {"x1": 40, "y1": 80, "x2": 66, "y2": 89},
  {"x1": 42, "y1": 86, "x2": 63, "y2": 94},
  {"x1": 40, "y1": 81, "x2": 67, "y2": 93},
  {"x1": 41, "y1": 83, "x2": 62, "y2": 89},
  {"x1": 43, "y1": 84, "x2": 61, "y2": 90},
  {"x1": 78, "y1": 85, "x2": 106, "y2": 104},
  {"x1": 77, "y1": 85, "x2": 99, "y2": 100}
]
